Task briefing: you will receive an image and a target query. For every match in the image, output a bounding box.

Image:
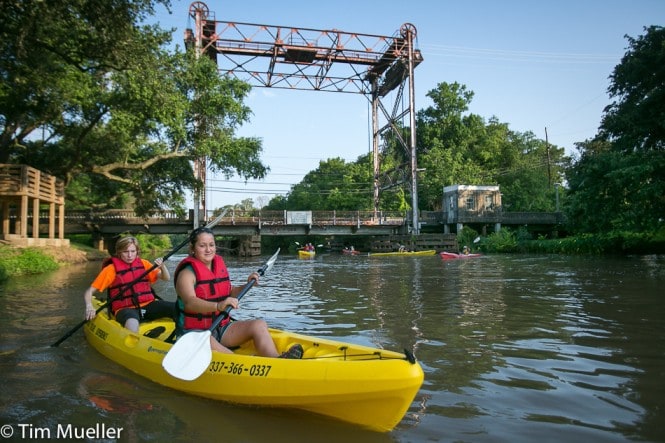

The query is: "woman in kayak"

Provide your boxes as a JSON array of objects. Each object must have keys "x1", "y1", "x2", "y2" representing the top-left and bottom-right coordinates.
[
  {"x1": 174, "y1": 227, "x2": 302, "y2": 359},
  {"x1": 83, "y1": 236, "x2": 173, "y2": 332}
]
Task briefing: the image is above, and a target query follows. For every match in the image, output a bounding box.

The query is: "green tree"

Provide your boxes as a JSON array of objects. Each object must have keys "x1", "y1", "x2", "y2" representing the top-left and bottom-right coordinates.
[
  {"x1": 1, "y1": 0, "x2": 267, "y2": 215},
  {"x1": 266, "y1": 157, "x2": 374, "y2": 211},
  {"x1": 566, "y1": 26, "x2": 665, "y2": 233},
  {"x1": 0, "y1": 0, "x2": 172, "y2": 163},
  {"x1": 416, "y1": 82, "x2": 566, "y2": 212}
]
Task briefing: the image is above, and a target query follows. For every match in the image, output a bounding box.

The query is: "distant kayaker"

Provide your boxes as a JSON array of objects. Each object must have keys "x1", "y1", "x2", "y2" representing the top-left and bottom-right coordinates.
[
  {"x1": 462, "y1": 245, "x2": 470, "y2": 255},
  {"x1": 83, "y1": 236, "x2": 174, "y2": 333},
  {"x1": 173, "y1": 227, "x2": 303, "y2": 359}
]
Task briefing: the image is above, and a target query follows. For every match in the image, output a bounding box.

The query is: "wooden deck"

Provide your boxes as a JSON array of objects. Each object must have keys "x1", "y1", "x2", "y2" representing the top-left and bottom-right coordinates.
[{"x1": 0, "y1": 164, "x2": 67, "y2": 246}]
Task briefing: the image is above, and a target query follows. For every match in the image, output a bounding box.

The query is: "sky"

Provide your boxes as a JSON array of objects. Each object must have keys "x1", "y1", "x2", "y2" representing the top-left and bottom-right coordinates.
[{"x1": 151, "y1": 0, "x2": 665, "y2": 209}]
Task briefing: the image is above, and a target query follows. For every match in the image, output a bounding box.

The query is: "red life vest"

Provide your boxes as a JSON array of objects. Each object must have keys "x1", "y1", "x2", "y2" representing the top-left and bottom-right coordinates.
[
  {"x1": 107, "y1": 257, "x2": 155, "y2": 314},
  {"x1": 174, "y1": 255, "x2": 232, "y2": 331}
]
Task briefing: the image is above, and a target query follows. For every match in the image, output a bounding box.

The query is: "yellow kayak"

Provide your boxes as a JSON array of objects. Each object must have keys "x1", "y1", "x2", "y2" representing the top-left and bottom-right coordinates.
[
  {"x1": 368, "y1": 249, "x2": 436, "y2": 257},
  {"x1": 84, "y1": 299, "x2": 424, "y2": 432},
  {"x1": 297, "y1": 249, "x2": 316, "y2": 259}
]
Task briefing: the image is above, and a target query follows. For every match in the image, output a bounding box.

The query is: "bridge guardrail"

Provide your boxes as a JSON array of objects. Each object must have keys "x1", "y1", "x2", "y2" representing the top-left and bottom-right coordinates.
[
  {"x1": 57, "y1": 209, "x2": 408, "y2": 228},
  {"x1": 25, "y1": 208, "x2": 564, "y2": 235}
]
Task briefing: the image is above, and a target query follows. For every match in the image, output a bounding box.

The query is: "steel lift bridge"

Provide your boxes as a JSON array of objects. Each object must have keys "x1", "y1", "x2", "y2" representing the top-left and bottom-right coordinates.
[{"x1": 185, "y1": 2, "x2": 424, "y2": 233}]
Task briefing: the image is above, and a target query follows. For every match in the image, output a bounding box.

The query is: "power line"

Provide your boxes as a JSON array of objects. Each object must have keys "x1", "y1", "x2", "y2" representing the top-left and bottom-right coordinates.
[{"x1": 420, "y1": 43, "x2": 619, "y2": 64}]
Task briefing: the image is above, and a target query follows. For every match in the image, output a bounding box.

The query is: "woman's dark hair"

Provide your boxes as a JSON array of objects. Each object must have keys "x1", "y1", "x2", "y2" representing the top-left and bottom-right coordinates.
[{"x1": 189, "y1": 227, "x2": 214, "y2": 247}]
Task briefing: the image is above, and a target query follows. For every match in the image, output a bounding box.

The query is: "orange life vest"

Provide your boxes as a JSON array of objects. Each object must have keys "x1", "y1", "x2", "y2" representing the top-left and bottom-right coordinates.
[{"x1": 107, "y1": 257, "x2": 155, "y2": 314}]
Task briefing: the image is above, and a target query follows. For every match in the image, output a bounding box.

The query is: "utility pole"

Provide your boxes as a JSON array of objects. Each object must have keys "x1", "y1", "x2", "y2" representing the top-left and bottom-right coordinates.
[
  {"x1": 188, "y1": 3, "x2": 208, "y2": 228},
  {"x1": 545, "y1": 126, "x2": 551, "y2": 188},
  {"x1": 406, "y1": 24, "x2": 419, "y2": 235}
]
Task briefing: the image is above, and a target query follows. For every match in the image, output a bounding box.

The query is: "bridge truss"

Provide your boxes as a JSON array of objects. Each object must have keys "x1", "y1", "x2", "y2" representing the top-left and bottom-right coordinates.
[{"x1": 185, "y1": 1, "x2": 424, "y2": 234}]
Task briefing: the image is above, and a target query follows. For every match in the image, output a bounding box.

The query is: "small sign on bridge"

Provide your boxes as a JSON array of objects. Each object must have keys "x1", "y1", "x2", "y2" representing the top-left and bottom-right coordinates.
[{"x1": 286, "y1": 211, "x2": 312, "y2": 225}]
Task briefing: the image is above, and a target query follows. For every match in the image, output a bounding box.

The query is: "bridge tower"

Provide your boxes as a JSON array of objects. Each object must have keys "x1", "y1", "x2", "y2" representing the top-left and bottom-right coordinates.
[{"x1": 184, "y1": 2, "x2": 424, "y2": 234}]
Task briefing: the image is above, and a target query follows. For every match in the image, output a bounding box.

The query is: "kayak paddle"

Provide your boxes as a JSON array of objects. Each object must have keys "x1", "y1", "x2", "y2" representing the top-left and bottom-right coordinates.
[{"x1": 162, "y1": 248, "x2": 280, "y2": 381}]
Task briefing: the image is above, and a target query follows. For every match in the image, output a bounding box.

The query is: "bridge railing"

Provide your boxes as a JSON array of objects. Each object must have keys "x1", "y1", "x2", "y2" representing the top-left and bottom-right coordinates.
[
  {"x1": 56, "y1": 208, "x2": 563, "y2": 234},
  {"x1": 61, "y1": 209, "x2": 408, "y2": 227},
  {"x1": 221, "y1": 209, "x2": 406, "y2": 226}
]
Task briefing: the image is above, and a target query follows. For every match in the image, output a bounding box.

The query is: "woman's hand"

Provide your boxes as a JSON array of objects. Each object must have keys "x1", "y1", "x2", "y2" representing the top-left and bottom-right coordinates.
[
  {"x1": 247, "y1": 272, "x2": 260, "y2": 284},
  {"x1": 218, "y1": 297, "x2": 238, "y2": 311}
]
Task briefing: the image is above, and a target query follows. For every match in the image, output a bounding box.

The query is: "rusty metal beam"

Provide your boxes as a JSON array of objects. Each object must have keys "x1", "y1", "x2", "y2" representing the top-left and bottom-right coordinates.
[{"x1": 187, "y1": 2, "x2": 423, "y2": 233}]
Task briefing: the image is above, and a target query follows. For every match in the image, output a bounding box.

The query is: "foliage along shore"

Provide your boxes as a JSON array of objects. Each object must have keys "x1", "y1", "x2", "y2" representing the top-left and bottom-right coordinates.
[
  {"x1": 0, "y1": 242, "x2": 102, "y2": 281},
  {"x1": 0, "y1": 234, "x2": 171, "y2": 282},
  {"x1": 474, "y1": 228, "x2": 665, "y2": 255},
  {"x1": 2, "y1": 229, "x2": 663, "y2": 283}
]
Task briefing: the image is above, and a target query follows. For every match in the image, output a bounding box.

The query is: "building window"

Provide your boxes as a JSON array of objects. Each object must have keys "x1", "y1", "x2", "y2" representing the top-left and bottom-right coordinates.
[
  {"x1": 485, "y1": 195, "x2": 493, "y2": 210},
  {"x1": 449, "y1": 196, "x2": 455, "y2": 210},
  {"x1": 465, "y1": 196, "x2": 475, "y2": 210}
]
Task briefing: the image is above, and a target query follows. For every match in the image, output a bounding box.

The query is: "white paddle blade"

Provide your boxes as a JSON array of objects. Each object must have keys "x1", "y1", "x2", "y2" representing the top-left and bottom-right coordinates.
[{"x1": 162, "y1": 330, "x2": 213, "y2": 381}]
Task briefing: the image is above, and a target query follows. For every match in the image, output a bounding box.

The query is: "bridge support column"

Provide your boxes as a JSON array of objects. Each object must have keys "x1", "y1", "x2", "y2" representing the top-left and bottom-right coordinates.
[
  {"x1": 238, "y1": 235, "x2": 261, "y2": 257},
  {"x1": 92, "y1": 234, "x2": 105, "y2": 252},
  {"x1": 92, "y1": 233, "x2": 116, "y2": 253}
]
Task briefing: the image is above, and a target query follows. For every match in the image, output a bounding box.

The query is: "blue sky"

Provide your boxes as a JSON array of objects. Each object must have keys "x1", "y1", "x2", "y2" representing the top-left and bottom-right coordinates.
[{"x1": 151, "y1": 0, "x2": 665, "y2": 208}]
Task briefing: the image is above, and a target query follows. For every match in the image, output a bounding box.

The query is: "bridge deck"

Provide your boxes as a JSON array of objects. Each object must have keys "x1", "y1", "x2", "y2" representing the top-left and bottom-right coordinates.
[{"x1": 50, "y1": 208, "x2": 564, "y2": 236}]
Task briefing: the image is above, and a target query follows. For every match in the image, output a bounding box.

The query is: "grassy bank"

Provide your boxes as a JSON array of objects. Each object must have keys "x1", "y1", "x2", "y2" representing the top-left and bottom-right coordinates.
[
  {"x1": 0, "y1": 234, "x2": 172, "y2": 282},
  {"x1": 475, "y1": 228, "x2": 665, "y2": 255},
  {"x1": 0, "y1": 243, "x2": 104, "y2": 282}
]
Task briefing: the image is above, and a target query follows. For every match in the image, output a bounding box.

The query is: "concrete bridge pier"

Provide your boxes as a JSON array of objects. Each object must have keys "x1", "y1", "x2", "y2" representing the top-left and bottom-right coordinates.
[
  {"x1": 238, "y1": 235, "x2": 261, "y2": 257},
  {"x1": 92, "y1": 233, "x2": 118, "y2": 254},
  {"x1": 92, "y1": 233, "x2": 106, "y2": 252}
]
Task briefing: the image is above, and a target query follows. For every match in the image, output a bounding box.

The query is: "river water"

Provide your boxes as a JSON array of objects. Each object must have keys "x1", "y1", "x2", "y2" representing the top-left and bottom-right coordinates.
[{"x1": 0, "y1": 252, "x2": 663, "y2": 442}]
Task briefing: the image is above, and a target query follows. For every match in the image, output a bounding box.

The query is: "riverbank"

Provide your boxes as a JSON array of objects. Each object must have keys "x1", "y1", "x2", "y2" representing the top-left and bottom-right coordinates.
[{"x1": 0, "y1": 243, "x2": 106, "y2": 281}]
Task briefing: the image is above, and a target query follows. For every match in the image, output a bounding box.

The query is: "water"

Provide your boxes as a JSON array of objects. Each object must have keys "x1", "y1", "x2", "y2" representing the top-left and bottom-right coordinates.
[{"x1": 1, "y1": 253, "x2": 664, "y2": 442}]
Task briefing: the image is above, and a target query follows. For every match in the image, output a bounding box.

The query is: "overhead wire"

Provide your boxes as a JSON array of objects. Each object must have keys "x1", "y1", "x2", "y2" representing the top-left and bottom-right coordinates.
[
  {"x1": 420, "y1": 43, "x2": 619, "y2": 64},
  {"x1": 207, "y1": 43, "x2": 605, "y2": 203}
]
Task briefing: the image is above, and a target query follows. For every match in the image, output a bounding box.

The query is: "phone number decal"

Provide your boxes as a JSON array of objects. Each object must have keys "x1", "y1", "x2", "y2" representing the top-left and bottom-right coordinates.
[{"x1": 208, "y1": 361, "x2": 272, "y2": 377}]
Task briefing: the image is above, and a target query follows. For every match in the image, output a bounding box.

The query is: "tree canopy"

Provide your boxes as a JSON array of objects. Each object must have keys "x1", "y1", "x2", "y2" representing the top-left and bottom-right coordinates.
[
  {"x1": 566, "y1": 26, "x2": 665, "y2": 234},
  {"x1": 265, "y1": 156, "x2": 377, "y2": 211},
  {"x1": 266, "y1": 81, "x2": 568, "y2": 214},
  {"x1": 414, "y1": 82, "x2": 567, "y2": 212},
  {"x1": 0, "y1": 0, "x2": 267, "y2": 214}
]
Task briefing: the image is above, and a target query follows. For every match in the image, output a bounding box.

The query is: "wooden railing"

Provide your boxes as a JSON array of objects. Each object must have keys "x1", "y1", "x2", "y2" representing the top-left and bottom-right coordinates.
[{"x1": 0, "y1": 164, "x2": 65, "y2": 204}]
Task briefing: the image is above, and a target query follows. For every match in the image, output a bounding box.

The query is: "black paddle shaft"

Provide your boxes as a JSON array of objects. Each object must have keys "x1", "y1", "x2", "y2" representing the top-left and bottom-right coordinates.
[{"x1": 206, "y1": 253, "x2": 277, "y2": 332}]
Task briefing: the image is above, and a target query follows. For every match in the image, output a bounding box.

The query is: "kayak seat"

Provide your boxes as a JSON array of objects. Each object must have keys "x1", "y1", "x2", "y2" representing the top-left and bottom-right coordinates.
[{"x1": 143, "y1": 326, "x2": 166, "y2": 339}]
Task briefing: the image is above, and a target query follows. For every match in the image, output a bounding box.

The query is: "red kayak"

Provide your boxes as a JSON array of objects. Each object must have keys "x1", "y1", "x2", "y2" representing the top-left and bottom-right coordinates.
[
  {"x1": 342, "y1": 248, "x2": 360, "y2": 255},
  {"x1": 440, "y1": 251, "x2": 482, "y2": 260}
]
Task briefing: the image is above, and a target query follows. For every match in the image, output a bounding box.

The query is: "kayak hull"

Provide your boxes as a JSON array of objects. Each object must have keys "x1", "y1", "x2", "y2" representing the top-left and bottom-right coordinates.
[
  {"x1": 298, "y1": 250, "x2": 316, "y2": 259},
  {"x1": 369, "y1": 250, "x2": 436, "y2": 257},
  {"x1": 84, "y1": 300, "x2": 424, "y2": 432},
  {"x1": 440, "y1": 251, "x2": 482, "y2": 260}
]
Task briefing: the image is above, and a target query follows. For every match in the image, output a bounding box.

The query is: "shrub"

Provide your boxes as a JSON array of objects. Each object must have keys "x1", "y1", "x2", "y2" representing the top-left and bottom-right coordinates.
[{"x1": 0, "y1": 246, "x2": 59, "y2": 280}]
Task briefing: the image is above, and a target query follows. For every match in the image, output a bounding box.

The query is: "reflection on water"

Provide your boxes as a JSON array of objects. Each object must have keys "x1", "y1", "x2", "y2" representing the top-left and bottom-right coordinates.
[{"x1": 0, "y1": 253, "x2": 664, "y2": 442}]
